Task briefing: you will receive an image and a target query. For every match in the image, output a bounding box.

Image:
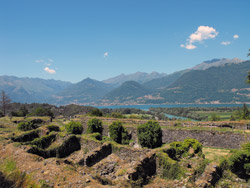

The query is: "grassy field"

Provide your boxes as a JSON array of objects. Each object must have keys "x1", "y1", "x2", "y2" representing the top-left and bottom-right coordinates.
[{"x1": 196, "y1": 111, "x2": 232, "y2": 121}]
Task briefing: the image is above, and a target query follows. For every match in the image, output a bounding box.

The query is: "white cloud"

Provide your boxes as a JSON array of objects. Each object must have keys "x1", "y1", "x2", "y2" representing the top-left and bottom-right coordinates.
[
  {"x1": 45, "y1": 63, "x2": 51, "y2": 66},
  {"x1": 233, "y1": 34, "x2": 239, "y2": 39},
  {"x1": 181, "y1": 26, "x2": 219, "y2": 50},
  {"x1": 44, "y1": 67, "x2": 56, "y2": 74},
  {"x1": 35, "y1": 59, "x2": 44, "y2": 63},
  {"x1": 48, "y1": 59, "x2": 54, "y2": 62},
  {"x1": 104, "y1": 52, "x2": 109, "y2": 58},
  {"x1": 221, "y1": 41, "x2": 231, "y2": 45},
  {"x1": 181, "y1": 43, "x2": 196, "y2": 50}
]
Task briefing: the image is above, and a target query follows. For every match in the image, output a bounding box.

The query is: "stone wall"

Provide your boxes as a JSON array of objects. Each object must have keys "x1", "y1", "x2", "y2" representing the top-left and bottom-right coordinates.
[
  {"x1": 162, "y1": 129, "x2": 250, "y2": 149},
  {"x1": 79, "y1": 117, "x2": 250, "y2": 149}
]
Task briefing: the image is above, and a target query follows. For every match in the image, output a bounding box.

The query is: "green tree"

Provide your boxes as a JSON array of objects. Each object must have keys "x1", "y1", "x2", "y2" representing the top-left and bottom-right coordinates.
[
  {"x1": 137, "y1": 120, "x2": 162, "y2": 148},
  {"x1": 65, "y1": 121, "x2": 83, "y2": 134},
  {"x1": 242, "y1": 103, "x2": 250, "y2": 120},
  {"x1": 19, "y1": 105, "x2": 29, "y2": 116},
  {"x1": 109, "y1": 121, "x2": 130, "y2": 144},
  {"x1": 33, "y1": 107, "x2": 54, "y2": 117},
  {"x1": 87, "y1": 118, "x2": 103, "y2": 134},
  {"x1": 247, "y1": 71, "x2": 250, "y2": 84},
  {"x1": 90, "y1": 108, "x2": 103, "y2": 117},
  {"x1": 0, "y1": 90, "x2": 11, "y2": 116},
  {"x1": 210, "y1": 113, "x2": 220, "y2": 121}
]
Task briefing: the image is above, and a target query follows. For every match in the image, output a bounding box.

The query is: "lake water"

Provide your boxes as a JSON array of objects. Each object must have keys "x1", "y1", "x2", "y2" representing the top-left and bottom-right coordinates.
[{"x1": 96, "y1": 104, "x2": 243, "y2": 110}]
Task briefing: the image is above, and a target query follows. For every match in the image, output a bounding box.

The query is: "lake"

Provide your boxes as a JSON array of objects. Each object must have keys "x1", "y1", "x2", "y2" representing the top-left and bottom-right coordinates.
[{"x1": 96, "y1": 104, "x2": 243, "y2": 110}]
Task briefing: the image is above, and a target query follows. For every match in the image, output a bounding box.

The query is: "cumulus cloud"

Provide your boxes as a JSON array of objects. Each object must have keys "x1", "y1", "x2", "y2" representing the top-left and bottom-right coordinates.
[
  {"x1": 44, "y1": 67, "x2": 56, "y2": 74},
  {"x1": 233, "y1": 34, "x2": 239, "y2": 39},
  {"x1": 35, "y1": 59, "x2": 44, "y2": 63},
  {"x1": 181, "y1": 26, "x2": 219, "y2": 50},
  {"x1": 104, "y1": 52, "x2": 109, "y2": 58},
  {"x1": 221, "y1": 41, "x2": 231, "y2": 45}
]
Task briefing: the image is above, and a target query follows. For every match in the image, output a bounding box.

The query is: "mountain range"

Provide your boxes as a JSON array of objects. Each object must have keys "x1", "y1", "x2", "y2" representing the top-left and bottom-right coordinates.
[{"x1": 0, "y1": 58, "x2": 249, "y2": 105}]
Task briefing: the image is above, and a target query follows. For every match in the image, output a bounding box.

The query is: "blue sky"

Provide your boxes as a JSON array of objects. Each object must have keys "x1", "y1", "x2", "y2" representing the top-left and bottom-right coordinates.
[{"x1": 1, "y1": 0, "x2": 249, "y2": 83}]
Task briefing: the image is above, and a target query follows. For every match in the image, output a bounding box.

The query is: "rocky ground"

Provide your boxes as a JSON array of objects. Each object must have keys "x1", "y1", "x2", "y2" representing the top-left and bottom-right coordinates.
[{"x1": 0, "y1": 116, "x2": 250, "y2": 188}]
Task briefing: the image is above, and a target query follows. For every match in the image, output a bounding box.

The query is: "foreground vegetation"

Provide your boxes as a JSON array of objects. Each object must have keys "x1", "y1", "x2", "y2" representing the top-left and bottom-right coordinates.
[{"x1": 1, "y1": 111, "x2": 250, "y2": 187}]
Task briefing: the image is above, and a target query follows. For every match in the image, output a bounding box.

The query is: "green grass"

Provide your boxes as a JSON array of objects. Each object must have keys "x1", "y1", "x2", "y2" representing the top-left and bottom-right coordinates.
[
  {"x1": 196, "y1": 111, "x2": 233, "y2": 121},
  {"x1": 0, "y1": 158, "x2": 40, "y2": 188}
]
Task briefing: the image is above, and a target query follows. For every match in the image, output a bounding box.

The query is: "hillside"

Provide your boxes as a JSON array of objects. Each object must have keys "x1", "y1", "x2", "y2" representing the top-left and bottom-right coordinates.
[
  {"x1": 0, "y1": 76, "x2": 72, "y2": 103},
  {"x1": 51, "y1": 78, "x2": 115, "y2": 105},
  {"x1": 191, "y1": 58, "x2": 244, "y2": 70},
  {"x1": 101, "y1": 81, "x2": 151, "y2": 104},
  {"x1": 103, "y1": 71, "x2": 166, "y2": 86},
  {"x1": 158, "y1": 60, "x2": 250, "y2": 103},
  {"x1": 100, "y1": 60, "x2": 250, "y2": 105},
  {"x1": 143, "y1": 70, "x2": 189, "y2": 90}
]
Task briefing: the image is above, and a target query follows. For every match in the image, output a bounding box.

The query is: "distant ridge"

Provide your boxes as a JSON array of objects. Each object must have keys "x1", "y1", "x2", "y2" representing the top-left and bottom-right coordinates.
[
  {"x1": 191, "y1": 58, "x2": 244, "y2": 70},
  {"x1": 0, "y1": 75, "x2": 72, "y2": 103},
  {"x1": 0, "y1": 58, "x2": 248, "y2": 105},
  {"x1": 50, "y1": 78, "x2": 115, "y2": 105},
  {"x1": 102, "y1": 71, "x2": 166, "y2": 86}
]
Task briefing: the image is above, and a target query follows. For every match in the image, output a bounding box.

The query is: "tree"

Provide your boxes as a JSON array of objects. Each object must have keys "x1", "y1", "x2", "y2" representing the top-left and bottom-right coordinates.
[
  {"x1": 87, "y1": 118, "x2": 103, "y2": 134},
  {"x1": 247, "y1": 50, "x2": 250, "y2": 83},
  {"x1": 247, "y1": 71, "x2": 250, "y2": 84},
  {"x1": 0, "y1": 90, "x2": 11, "y2": 116},
  {"x1": 137, "y1": 120, "x2": 162, "y2": 148},
  {"x1": 65, "y1": 121, "x2": 83, "y2": 134},
  {"x1": 242, "y1": 103, "x2": 250, "y2": 120},
  {"x1": 90, "y1": 108, "x2": 103, "y2": 117},
  {"x1": 109, "y1": 121, "x2": 130, "y2": 144}
]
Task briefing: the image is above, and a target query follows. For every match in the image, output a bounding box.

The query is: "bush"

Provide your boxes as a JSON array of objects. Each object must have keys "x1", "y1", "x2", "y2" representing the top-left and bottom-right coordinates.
[
  {"x1": 17, "y1": 121, "x2": 38, "y2": 131},
  {"x1": 30, "y1": 133, "x2": 56, "y2": 149},
  {"x1": 111, "y1": 112, "x2": 124, "y2": 118},
  {"x1": 32, "y1": 107, "x2": 54, "y2": 117},
  {"x1": 137, "y1": 120, "x2": 162, "y2": 148},
  {"x1": 157, "y1": 152, "x2": 183, "y2": 179},
  {"x1": 168, "y1": 138, "x2": 203, "y2": 159},
  {"x1": 47, "y1": 125, "x2": 60, "y2": 132},
  {"x1": 227, "y1": 149, "x2": 250, "y2": 178},
  {"x1": 11, "y1": 130, "x2": 40, "y2": 142},
  {"x1": 90, "y1": 132, "x2": 102, "y2": 141},
  {"x1": 65, "y1": 121, "x2": 83, "y2": 134},
  {"x1": 222, "y1": 142, "x2": 250, "y2": 179},
  {"x1": 87, "y1": 118, "x2": 103, "y2": 134},
  {"x1": 109, "y1": 121, "x2": 130, "y2": 144},
  {"x1": 90, "y1": 108, "x2": 103, "y2": 117}
]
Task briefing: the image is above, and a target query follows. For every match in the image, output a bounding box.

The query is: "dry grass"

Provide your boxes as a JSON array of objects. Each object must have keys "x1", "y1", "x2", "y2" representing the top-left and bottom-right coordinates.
[{"x1": 203, "y1": 147, "x2": 231, "y2": 162}]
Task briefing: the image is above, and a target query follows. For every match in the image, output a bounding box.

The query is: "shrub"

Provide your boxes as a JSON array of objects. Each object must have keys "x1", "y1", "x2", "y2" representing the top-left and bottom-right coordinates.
[
  {"x1": 227, "y1": 149, "x2": 250, "y2": 178},
  {"x1": 90, "y1": 108, "x2": 103, "y2": 117},
  {"x1": 47, "y1": 125, "x2": 60, "y2": 132},
  {"x1": 11, "y1": 130, "x2": 40, "y2": 142},
  {"x1": 168, "y1": 138, "x2": 203, "y2": 159},
  {"x1": 109, "y1": 121, "x2": 130, "y2": 144},
  {"x1": 32, "y1": 107, "x2": 54, "y2": 117},
  {"x1": 111, "y1": 112, "x2": 124, "y2": 118},
  {"x1": 17, "y1": 122, "x2": 38, "y2": 131},
  {"x1": 87, "y1": 118, "x2": 103, "y2": 134},
  {"x1": 137, "y1": 120, "x2": 162, "y2": 148},
  {"x1": 65, "y1": 121, "x2": 83, "y2": 134},
  {"x1": 30, "y1": 133, "x2": 56, "y2": 149},
  {"x1": 90, "y1": 132, "x2": 102, "y2": 141},
  {"x1": 157, "y1": 152, "x2": 183, "y2": 179}
]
